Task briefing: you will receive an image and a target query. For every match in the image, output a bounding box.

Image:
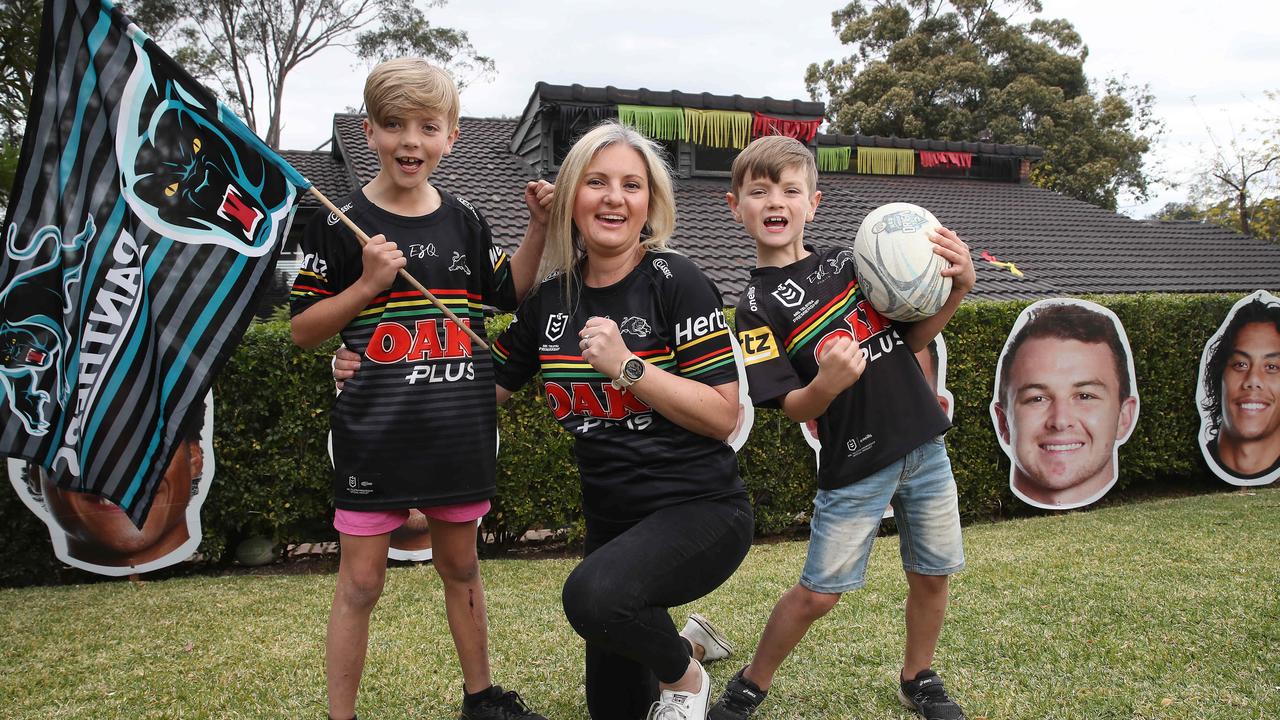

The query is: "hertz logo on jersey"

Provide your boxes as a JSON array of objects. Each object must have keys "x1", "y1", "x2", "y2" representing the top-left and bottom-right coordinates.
[{"x1": 738, "y1": 326, "x2": 779, "y2": 365}]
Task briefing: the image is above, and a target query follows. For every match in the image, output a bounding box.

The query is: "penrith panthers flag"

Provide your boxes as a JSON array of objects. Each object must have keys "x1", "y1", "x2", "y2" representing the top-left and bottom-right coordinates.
[{"x1": 0, "y1": 0, "x2": 310, "y2": 527}]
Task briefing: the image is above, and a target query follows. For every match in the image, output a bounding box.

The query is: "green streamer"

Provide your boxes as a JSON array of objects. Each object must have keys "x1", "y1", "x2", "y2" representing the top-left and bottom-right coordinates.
[
  {"x1": 817, "y1": 146, "x2": 852, "y2": 172},
  {"x1": 617, "y1": 105, "x2": 685, "y2": 141}
]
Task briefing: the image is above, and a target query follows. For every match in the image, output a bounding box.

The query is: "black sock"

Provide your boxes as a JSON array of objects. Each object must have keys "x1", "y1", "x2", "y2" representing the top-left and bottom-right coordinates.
[{"x1": 464, "y1": 685, "x2": 495, "y2": 705}]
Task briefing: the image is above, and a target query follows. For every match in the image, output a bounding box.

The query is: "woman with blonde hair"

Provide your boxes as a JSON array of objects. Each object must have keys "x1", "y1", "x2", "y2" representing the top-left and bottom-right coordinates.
[{"x1": 492, "y1": 121, "x2": 753, "y2": 720}]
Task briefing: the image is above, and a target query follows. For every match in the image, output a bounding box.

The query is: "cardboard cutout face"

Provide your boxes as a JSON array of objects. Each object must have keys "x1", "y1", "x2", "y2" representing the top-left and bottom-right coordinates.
[
  {"x1": 726, "y1": 329, "x2": 756, "y2": 452},
  {"x1": 991, "y1": 300, "x2": 1139, "y2": 510},
  {"x1": 1196, "y1": 290, "x2": 1280, "y2": 486},
  {"x1": 6, "y1": 392, "x2": 214, "y2": 576},
  {"x1": 915, "y1": 335, "x2": 954, "y2": 422}
]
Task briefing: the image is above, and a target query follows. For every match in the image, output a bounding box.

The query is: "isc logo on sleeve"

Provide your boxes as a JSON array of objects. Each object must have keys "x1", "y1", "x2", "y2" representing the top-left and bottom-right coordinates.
[{"x1": 738, "y1": 326, "x2": 779, "y2": 365}]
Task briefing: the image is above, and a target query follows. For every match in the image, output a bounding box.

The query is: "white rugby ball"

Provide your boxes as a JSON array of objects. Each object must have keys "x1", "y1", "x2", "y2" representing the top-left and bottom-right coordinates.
[{"x1": 852, "y1": 202, "x2": 951, "y2": 321}]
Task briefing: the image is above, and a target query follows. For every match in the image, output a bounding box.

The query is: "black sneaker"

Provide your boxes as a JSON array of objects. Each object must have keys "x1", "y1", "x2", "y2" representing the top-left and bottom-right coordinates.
[
  {"x1": 708, "y1": 666, "x2": 768, "y2": 720},
  {"x1": 458, "y1": 685, "x2": 547, "y2": 720},
  {"x1": 897, "y1": 669, "x2": 966, "y2": 720}
]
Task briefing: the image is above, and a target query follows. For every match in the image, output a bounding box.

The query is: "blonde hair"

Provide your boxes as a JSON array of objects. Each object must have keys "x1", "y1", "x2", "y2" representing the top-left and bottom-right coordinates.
[
  {"x1": 363, "y1": 57, "x2": 460, "y2": 130},
  {"x1": 540, "y1": 121, "x2": 677, "y2": 291},
  {"x1": 730, "y1": 135, "x2": 818, "y2": 196}
]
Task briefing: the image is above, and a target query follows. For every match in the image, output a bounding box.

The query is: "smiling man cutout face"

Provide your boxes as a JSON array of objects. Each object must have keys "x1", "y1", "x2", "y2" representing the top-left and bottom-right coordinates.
[
  {"x1": 992, "y1": 300, "x2": 1139, "y2": 509},
  {"x1": 1198, "y1": 291, "x2": 1280, "y2": 486}
]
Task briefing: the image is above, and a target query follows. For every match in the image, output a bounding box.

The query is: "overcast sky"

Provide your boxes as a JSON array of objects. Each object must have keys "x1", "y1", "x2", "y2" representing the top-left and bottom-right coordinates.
[{"x1": 274, "y1": 0, "x2": 1280, "y2": 218}]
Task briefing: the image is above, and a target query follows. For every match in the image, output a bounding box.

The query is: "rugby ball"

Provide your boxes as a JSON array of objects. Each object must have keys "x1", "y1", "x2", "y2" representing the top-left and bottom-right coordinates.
[{"x1": 852, "y1": 203, "x2": 951, "y2": 321}]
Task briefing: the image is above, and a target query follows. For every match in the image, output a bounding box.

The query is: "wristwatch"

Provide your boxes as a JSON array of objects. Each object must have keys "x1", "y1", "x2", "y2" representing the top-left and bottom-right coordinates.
[{"x1": 612, "y1": 354, "x2": 646, "y2": 390}]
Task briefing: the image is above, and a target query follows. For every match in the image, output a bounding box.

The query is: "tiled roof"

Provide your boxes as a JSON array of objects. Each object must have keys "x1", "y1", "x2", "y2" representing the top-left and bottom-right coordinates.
[
  {"x1": 311, "y1": 116, "x2": 1280, "y2": 306},
  {"x1": 279, "y1": 149, "x2": 352, "y2": 208}
]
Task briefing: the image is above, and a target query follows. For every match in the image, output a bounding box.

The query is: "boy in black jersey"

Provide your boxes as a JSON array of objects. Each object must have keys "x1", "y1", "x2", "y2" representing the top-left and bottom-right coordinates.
[
  {"x1": 290, "y1": 58, "x2": 551, "y2": 720},
  {"x1": 710, "y1": 136, "x2": 975, "y2": 720}
]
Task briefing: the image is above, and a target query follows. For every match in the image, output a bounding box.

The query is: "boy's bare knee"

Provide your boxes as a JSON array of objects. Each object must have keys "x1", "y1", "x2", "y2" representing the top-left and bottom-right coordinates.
[
  {"x1": 337, "y1": 571, "x2": 385, "y2": 611},
  {"x1": 434, "y1": 553, "x2": 481, "y2": 586},
  {"x1": 905, "y1": 572, "x2": 949, "y2": 596},
  {"x1": 790, "y1": 585, "x2": 841, "y2": 619}
]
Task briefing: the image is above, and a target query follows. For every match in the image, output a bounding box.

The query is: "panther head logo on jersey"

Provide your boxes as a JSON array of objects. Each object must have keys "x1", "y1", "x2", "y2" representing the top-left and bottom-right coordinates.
[
  {"x1": 828, "y1": 249, "x2": 856, "y2": 273},
  {"x1": 619, "y1": 316, "x2": 651, "y2": 337}
]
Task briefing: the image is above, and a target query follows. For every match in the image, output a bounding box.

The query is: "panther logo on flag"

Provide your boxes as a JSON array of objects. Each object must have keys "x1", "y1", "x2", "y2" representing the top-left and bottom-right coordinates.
[
  {"x1": 0, "y1": 219, "x2": 93, "y2": 436},
  {"x1": 116, "y1": 51, "x2": 294, "y2": 257}
]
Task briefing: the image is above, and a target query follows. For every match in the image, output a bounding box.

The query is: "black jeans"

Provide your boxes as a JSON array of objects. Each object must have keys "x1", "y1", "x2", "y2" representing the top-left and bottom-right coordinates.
[{"x1": 561, "y1": 495, "x2": 754, "y2": 720}]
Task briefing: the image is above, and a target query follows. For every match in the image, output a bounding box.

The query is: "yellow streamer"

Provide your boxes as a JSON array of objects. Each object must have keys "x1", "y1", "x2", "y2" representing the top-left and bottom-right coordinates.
[
  {"x1": 684, "y1": 108, "x2": 751, "y2": 149},
  {"x1": 856, "y1": 147, "x2": 915, "y2": 175}
]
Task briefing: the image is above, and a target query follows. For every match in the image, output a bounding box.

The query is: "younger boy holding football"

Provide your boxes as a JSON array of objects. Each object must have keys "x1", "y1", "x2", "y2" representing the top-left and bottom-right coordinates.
[{"x1": 713, "y1": 136, "x2": 975, "y2": 720}]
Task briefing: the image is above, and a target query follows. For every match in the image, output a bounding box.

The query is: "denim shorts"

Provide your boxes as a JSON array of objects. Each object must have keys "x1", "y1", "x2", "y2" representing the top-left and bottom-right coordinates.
[{"x1": 800, "y1": 435, "x2": 964, "y2": 594}]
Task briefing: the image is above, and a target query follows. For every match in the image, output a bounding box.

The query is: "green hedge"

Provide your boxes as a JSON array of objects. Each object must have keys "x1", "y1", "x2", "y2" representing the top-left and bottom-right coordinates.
[{"x1": 0, "y1": 293, "x2": 1250, "y2": 585}]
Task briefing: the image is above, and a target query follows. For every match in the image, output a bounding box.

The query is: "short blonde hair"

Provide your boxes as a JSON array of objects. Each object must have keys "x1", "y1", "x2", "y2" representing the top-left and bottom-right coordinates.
[
  {"x1": 541, "y1": 121, "x2": 678, "y2": 291},
  {"x1": 730, "y1": 135, "x2": 818, "y2": 196},
  {"x1": 363, "y1": 57, "x2": 460, "y2": 130}
]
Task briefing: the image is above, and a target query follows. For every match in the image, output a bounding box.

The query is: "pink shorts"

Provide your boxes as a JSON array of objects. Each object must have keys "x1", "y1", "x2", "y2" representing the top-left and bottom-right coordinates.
[{"x1": 333, "y1": 500, "x2": 491, "y2": 536}]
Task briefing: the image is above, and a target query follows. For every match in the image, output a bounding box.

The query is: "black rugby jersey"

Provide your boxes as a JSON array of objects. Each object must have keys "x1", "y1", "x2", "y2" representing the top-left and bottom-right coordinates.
[
  {"x1": 734, "y1": 245, "x2": 950, "y2": 490},
  {"x1": 290, "y1": 188, "x2": 516, "y2": 510},
  {"x1": 492, "y1": 251, "x2": 745, "y2": 524}
]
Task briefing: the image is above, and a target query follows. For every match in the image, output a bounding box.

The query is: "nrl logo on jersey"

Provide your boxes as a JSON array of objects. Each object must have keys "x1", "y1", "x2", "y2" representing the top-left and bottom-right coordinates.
[
  {"x1": 620, "y1": 316, "x2": 651, "y2": 337},
  {"x1": 772, "y1": 279, "x2": 805, "y2": 308},
  {"x1": 545, "y1": 313, "x2": 569, "y2": 341}
]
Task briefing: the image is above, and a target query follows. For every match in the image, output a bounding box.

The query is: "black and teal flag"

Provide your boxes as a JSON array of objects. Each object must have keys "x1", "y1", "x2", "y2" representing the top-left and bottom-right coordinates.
[{"x1": 0, "y1": 0, "x2": 310, "y2": 527}]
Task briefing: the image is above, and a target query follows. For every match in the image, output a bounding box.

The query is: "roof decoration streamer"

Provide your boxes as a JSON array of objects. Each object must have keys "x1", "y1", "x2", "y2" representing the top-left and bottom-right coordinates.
[
  {"x1": 981, "y1": 251, "x2": 1025, "y2": 277},
  {"x1": 856, "y1": 147, "x2": 915, "y2": 175},
  {"x1": 752, "y1": 113, "x2": 821, "y2": 143},
  {"x1": 919, "y1": 151, "x2": 973, "y2": 169},
  {"x1": 617, "y1": 105, "x2": 685, "y2": 141},
  {"x1": 684, "y1": 108, "x2": 752, "y2": 149},
  {"x1": 817, "y1": 146, "x2": 851, "y2": 172},
  {"x1": 552, "y1": 103, "x2": 618, "y2": 152}
]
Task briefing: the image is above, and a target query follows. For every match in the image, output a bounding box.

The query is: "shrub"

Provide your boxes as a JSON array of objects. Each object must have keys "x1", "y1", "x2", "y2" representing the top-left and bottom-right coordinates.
[{"x1": 0, "y1": 293, "x2": 1252, "y2": 585}]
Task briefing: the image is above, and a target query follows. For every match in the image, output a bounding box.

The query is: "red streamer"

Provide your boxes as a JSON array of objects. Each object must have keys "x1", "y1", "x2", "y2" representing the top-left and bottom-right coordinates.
[
  {"x1": 752, "y1": 113, "x2": 821, "y2": 143},
  {"x1": 919, "y1": 151, "x2": 973, "y2": 169}
]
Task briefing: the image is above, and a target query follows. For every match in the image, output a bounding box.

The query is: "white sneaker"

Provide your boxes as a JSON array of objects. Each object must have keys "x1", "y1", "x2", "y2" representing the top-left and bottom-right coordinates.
[
  {"x1": 681, "y1": 612, "x2": 733, "y2": 664},
  {"x1": 646, "y1": 661, "x2": 711, "y2": 720}
]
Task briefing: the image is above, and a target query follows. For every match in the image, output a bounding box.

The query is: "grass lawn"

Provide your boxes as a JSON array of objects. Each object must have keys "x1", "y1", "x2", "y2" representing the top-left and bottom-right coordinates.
[{"x1": 3, "y1": 487, "x2": 1277, "y2": 719}]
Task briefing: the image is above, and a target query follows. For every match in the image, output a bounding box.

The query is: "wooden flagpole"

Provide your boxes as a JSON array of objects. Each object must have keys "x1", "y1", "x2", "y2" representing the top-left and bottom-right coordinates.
[{"x1": 307, "y1": 186, "x2": 489, "y2": 351}]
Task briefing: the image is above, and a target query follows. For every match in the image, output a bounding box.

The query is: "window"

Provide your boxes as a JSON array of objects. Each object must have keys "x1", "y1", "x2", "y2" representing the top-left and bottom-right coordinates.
[{"x1": 692, "y1": 144, "x2": 738, "y2": 175}]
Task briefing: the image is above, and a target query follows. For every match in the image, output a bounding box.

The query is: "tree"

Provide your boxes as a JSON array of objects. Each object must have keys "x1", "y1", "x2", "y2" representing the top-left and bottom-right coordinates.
[
  {"x1": 1153, "y1": 198, "x2": 1280, "y2": 245},
  {"x1": 1154, "y1": 94, "x2": 1280, "y2": 243},
  {"x1": 0, "y1": 0, "x2": 43, "y2": 205},
  {"x1": 804, "y1": 0, "x2": 1161, "y2": 210},
  {"x1": 125, "y1": 0, "x2": 494, "y2": 149}
]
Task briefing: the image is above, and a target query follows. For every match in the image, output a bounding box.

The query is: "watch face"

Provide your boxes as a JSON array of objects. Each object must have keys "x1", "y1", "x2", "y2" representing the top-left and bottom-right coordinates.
[{"x1": 624, "y1": 358, "x2": 645, "y2": 381}]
